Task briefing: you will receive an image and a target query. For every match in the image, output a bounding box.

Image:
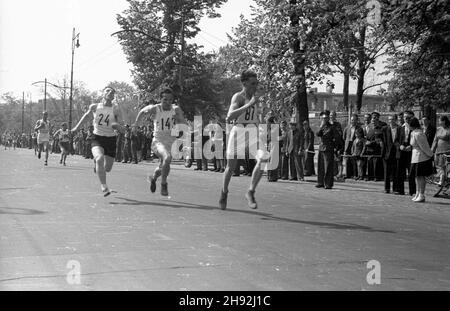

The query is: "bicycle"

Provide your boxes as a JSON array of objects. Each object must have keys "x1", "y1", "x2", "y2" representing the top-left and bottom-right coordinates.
[{"x1": 425, "y1": 151, "x2": 450, "y2": 198}]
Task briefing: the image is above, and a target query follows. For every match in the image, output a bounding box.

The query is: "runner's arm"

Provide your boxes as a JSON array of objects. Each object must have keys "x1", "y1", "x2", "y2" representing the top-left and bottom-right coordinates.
[
  {"x1": 135, "y1": 105, "x2": 156, "y2": 126},
  {"x1": 173, "y1": 106, "x2": 187, "y2": 138},
  {"x1": 53, "y1": 129, "x2": 61, "y2": 139},
  {"x1": 34, "y1": 120, "x2": 43, "y2": 131},
  {"x1": 71, "y1": 104, "x2": 95, "y2": 132},
  {"x1": 112, "y1": 105, "x2": 126, "y2": 134},
  {"x1": 226, "y1": 94, "x2": 258, "y2": 122}
]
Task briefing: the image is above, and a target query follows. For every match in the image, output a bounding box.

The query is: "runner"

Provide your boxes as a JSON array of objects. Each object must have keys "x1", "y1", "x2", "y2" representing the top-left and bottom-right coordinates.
[
  {"x1": 219, "y1": 70, "x2": 267, "y2": 210},
  {"x1": 134, "y1": 88, "x2": 186, "y2": 197},
  {"x1": 71, "y1": 86, "x2": 124, "y2": 196},
  {"x1": 53, "y1": 122, "x2": 71, "y2": 166},
  {"x1": 34, "y1": 111, "x2": 51, "y2": 166}
]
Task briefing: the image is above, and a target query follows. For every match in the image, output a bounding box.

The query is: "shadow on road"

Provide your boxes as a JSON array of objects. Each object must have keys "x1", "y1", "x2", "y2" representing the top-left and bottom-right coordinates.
[
  {"x1": 0, "y1": 207, "x2": 46, "y2": 215},
  {"x1": 110, "y1": 197, "x2": 396, "y2": 234}
]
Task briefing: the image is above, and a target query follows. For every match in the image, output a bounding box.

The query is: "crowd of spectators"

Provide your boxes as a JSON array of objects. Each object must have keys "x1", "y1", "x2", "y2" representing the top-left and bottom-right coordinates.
[
  {"x1": 3, "y1": 110, "x2": 449, "y2": 202},
  {"x1": 180, "y1": 110, "x2": 450, "y2": 202}
]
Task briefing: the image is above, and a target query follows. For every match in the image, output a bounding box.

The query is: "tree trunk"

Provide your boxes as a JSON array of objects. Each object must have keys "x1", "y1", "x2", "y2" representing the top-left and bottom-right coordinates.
[
  {"x1": 290, "y1": 0, "x2": 309, "y2": 126},
  {"x1": 356, "y1": 26, "x2": 366, "y2": 114},
  {"x1": 343, "y1": 51, "x2": 350, "y2": 112}
]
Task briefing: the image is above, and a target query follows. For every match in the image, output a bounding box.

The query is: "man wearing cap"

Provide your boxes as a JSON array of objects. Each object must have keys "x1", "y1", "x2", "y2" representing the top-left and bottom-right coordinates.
[{"x1": 316, "y1": 110, "x2": 342, "y2": 189}]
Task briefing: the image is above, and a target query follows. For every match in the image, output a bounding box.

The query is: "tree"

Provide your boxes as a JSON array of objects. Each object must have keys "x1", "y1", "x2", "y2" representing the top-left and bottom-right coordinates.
[
  {"x1": 115, "y1": 0, "x2": 226, "y2": 109},
  {"x1": 381, "y1": 0, "x2": 450, "y2": 115}
]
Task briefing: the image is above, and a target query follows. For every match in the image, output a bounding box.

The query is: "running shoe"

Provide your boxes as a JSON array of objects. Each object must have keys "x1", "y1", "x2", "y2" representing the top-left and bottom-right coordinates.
[
  {"x1": 161, "y1": 183, "x2": 169, "y2": 196},
  {"x1": 44, "y1": 161, "x2": 48, "y2": 166},
  {"x1": 101, "y1": 185, "x2": 111, "y2": 197},
  {"x1": 219, "y1": 190, "x2": 228, "y2": 210},
  {"x1": 245, "y1": 190, "x2": 257, "y2": 209}
]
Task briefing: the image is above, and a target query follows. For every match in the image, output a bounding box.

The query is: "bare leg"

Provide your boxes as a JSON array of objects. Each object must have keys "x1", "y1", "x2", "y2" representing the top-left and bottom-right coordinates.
[
  {"x1": 160, "y1": 154, "x2": 172, "y2": 185},
  {"x1": 44, "y1": 142, "x2": 49, "y2": 163},
  {"x1": 92, "y1": 147, "x2": 108, "y2": 191},
  {"x1": 249, "y1": 158, "x2": 264, "y2": 192},
  {"x1": 222, "y1": 158, "x2": 238, "y2": 193},
  {"x1": 104, "y1": 155, "x2": 115, "y2": 173}
]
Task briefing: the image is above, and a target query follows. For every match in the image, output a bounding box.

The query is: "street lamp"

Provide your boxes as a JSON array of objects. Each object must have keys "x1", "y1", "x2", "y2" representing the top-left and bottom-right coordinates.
[
  {"x1": 69, "y1": 28, "x2": 80, "y2": 133},
  {"x1": 31, "y1": 78, "x2": 48, "y2": 111},
  {"x1": 31, "y1": 79, "x2": 70, "y2": 112},
  {"x1": 68, "y1": 28, "x2": 80, "y2": 155}
]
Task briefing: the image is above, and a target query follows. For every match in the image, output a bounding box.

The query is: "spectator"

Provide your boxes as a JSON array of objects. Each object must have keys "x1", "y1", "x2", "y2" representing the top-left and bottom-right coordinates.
[
  {"x1": 141, "y1": 126, "x2": 149, "y2": 161},
  {"x1": 122, "y1": 125, "x2": 132, "y2": 163},
  {"x1": 365, "y1": 112, "x2": 385, "y2": 181},
  {"x1": 383, "y1": 114, "x2": 405, "y2": 194},
  {"x1": 343, "y1": 114, "x2": 361, "y2": 179},
  {"x1": 136, "y1": 126, "x2": 144, "y2": 162},
  {"x1": 303, "y1": 120, "x2": 315, "y2": 176},
  {"x1": 316, "y1": 110, "x2": 342, "y2": 189},
  {"x1": 431, "y1": 115, "x2": 450, "y2": 186},
  {"x1": 421, "y1": 116, "x2": 436, "y2": 148},
  {"x1": 399, "y1": 110, "x2": 416, "y2": 196},
  {"x1": 286, "y1": 122, "x2": 304, "y2": 181},
  {"x1": 279, "y1": 121, "x2": 289, "y2": 180},
  {"x1": 115, "y1": 129, "x2": 124, "y2": 162},
  {"x1": 398, "y1": 113, "x2": 405, "y2": 127},
  {"x1": 330, "y1": 111, "x2": 344, "y2": 181},
  {"x1": 85, "y1": 125, "x2": 94, "y2": 159},
  {"x1": 409, "y1": 117, "x2": 434, "y2": 202},
  {"x1": 362, "y1": 113, "x2": 372, "y2": 137},
  {"x1": 266, "y1": 115, "x2": 279, "y2": 182},
  {"x1": 352, "y1": 128, "x2": 366, "y2": 180},
  {"x1": 130, "y1": 125, "x2": 139, "y2": 164}
]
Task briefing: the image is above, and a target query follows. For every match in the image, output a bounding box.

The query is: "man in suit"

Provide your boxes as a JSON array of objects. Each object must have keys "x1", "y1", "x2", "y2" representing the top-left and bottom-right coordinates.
[
  {"x1": 286, "y1": 122, "x2": 304, "y2": 181},
  {"x1": 362, "y1": 114, "x2": 372, "y2": 138},
  {"x1": 399, "y1": 110, "x2": 416, "y2": 196},
  {"x1": 342, "y1": 114, "x2": 361, "y2": 178},
  {"x1": 316, "y1": 110, "x2": 342, "y2": 189},
  {"x1": 383, "y1": 114, "x2": 405, "y2": 194},
  {"x1": 422, "y1": 115, "x2": 436, "y2": 148},
  {"x1": 365, "y1": 112, "x2": 385, "y2": 181},
  {"x1": 279, "y1": 121, "x2": 289, "y2": 180},
  {"x1": 303, "y1": 120, "x2": 315, "y2": 176}
]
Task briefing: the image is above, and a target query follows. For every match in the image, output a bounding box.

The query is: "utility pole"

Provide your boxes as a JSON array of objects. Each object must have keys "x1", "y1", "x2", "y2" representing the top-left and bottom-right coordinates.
[
  {"x1": 69, "y1": 27, "x2": 80, "y2": 132},
  {"x1": 69, "y1": 27, "x2": 80, "y2": 155},
  {"x1": 63, "y1": 79, "x2": 67, "y2": 120},
  {"x1": 44, "y1": 78, "x2": 47, "y2": 111},
  {"x1": 29, "y1": 94, "x2": 32, "y2": 134},
  {"x1": 22, "y1": 92, "x2": 25, "y2": 134}
]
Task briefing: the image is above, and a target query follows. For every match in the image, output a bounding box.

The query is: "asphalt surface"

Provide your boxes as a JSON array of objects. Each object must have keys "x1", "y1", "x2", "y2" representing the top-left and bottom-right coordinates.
[{"x1": 1, "y1": 148, "x2": 449, "y2": 290}]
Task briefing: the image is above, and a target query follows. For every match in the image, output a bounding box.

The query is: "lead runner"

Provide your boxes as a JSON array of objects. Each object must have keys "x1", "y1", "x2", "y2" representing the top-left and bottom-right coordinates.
[
  {"x1": 71, "y1": 86, "x2": 125, "y2": 196},
  {"x1": 219, "y1": 70, "x2": 267, "y2": 210}
]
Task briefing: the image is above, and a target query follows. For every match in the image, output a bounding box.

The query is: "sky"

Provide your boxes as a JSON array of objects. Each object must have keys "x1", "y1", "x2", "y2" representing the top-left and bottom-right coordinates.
[{"x1": 0, "y1": 0, "x2": 385, "y2": 103}]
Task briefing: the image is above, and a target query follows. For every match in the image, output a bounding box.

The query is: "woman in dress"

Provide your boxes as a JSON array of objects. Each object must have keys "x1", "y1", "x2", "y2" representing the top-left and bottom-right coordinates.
[
  {"x1": 431, "y1": 116, "x2": 450, "y2": 186},
  {"x1": 409, "y1": 118, "x2": 434, "y2": 202}
]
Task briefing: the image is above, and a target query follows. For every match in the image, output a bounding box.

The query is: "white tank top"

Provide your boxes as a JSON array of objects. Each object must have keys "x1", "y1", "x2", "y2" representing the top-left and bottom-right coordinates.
[
  {"x1": 37, "y1": 120, "x2": 50, "y2": 141},
  {"x1": 235, "y1": 104, "x2": 258, "y2": 124},
  {"x1": 153, "y1": 104, "x2": 176, "y2": 139},
  {"x1": 58, "y1": 129, "x2": 70, "y2": 142},
  {"x1": 93, "y1": 103, "x2": 116, "y2": 137},
  {"x1": 38, "y1": 120, "x2": 49, "y2": 134}
]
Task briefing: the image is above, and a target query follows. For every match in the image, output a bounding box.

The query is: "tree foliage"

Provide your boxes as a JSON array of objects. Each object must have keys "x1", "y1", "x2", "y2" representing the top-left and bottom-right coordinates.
[
  {"x1": 115, "y1": 0, "x2": 229, "y2": 121},
  {"x1": 382, "y1": 0, "x2": 450, "y2": 111}
]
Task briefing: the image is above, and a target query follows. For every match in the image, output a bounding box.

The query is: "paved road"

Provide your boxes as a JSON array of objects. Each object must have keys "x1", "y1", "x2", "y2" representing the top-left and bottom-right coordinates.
[{"x1": 1, "y1": 148, "x2": 449, "y2": 290}]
